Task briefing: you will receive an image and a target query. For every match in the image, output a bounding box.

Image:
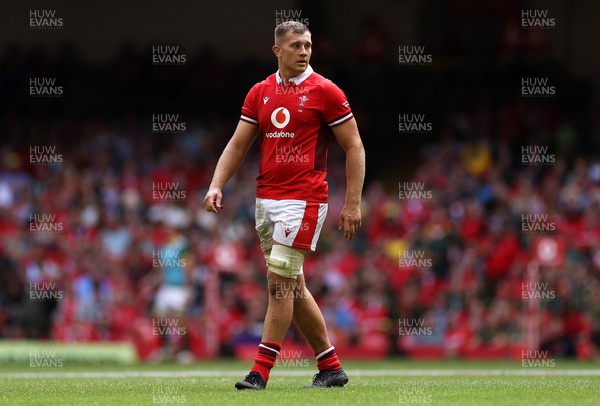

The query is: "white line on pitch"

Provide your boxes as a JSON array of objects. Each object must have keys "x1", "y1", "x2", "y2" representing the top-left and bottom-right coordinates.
[{"x1": 2, "y1": 370, "x2": 600, "y2": 378}]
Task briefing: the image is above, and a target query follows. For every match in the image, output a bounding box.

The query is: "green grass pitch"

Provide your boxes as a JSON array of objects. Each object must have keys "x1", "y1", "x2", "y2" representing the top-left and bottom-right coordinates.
[{"x1": 1, "y1": 360, "x2": 599, "y2": 405}]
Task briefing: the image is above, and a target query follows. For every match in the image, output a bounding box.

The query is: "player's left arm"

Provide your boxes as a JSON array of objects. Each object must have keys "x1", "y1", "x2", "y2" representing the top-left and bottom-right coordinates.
[{"x1": 332, "y1": 117, "x2": 366, "y2": 240}]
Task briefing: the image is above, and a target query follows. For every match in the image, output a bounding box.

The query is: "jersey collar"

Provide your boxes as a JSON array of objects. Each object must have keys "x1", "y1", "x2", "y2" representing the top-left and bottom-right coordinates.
[{"x1": 276, "y1": 65, "x2": 314, "y2": 86}]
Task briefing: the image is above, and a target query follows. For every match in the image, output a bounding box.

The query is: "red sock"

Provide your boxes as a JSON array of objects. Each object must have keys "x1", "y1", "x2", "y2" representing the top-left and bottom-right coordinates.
[
  {"x1": 315, "y1": 346, "x2": 341, "y2": 371},
  {"x1": 250, "y1": 341, "x2": 281, "y2": 382}
]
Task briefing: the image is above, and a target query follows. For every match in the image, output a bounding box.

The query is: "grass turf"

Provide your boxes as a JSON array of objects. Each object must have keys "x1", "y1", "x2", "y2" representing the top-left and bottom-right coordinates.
[{"x1": 1, "y1": 360, "x2": 599, "y2": 405}]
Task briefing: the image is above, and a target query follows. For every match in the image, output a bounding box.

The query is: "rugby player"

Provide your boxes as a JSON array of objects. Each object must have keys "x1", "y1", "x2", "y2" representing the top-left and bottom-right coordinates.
[{"x1": 203, "y1": 20, "x2": 365, "y2": 390}]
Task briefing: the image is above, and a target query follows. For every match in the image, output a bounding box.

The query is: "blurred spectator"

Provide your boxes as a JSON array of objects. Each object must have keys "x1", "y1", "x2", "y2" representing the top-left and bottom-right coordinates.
[{"x1": 0, "y1": 25, "x2": 599, "y2": 362}]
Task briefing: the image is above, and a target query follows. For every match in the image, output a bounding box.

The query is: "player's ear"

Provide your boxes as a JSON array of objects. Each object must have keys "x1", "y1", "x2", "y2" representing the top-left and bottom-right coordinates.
[{"x1": 272, "y1": 44, "x2": 281, "y2": 57}]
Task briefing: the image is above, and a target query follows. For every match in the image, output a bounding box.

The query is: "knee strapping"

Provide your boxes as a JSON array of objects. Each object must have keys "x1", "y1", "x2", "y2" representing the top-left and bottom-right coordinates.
[{"x1": 266, "y1": 245, "x2": 305, "y2": 279}]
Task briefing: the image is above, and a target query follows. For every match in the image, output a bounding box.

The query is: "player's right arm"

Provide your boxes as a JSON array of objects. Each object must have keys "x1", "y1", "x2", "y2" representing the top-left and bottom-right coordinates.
[{"x1": 203, "y1": 120, "x2": 258, "y2": 213}]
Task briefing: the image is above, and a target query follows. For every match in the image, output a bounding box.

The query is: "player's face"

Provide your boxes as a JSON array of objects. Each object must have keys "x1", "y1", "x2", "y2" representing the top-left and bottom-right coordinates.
[{"x1": 273, "y1": 31, "x2": 312, "y2": 78}]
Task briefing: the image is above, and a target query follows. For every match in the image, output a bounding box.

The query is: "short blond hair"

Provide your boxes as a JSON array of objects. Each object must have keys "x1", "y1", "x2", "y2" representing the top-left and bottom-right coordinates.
[{"x1": 274, "y1": 21, "x2": 310, "y2": 45}]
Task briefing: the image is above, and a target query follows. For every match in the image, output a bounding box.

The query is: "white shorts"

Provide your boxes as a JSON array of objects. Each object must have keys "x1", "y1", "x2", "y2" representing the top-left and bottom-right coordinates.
[
  {"x1": 153, "y1": 285, "x2": 191, "y2": 316},
  {"x1": 255, "y1": 198, "x2": 328, "y2": 252}
]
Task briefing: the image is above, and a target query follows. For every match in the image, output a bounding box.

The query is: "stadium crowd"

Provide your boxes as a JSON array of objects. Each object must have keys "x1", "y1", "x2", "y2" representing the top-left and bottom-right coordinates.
[{"x1": 1, "y1": 30, "x2": 600, "y2": 361}]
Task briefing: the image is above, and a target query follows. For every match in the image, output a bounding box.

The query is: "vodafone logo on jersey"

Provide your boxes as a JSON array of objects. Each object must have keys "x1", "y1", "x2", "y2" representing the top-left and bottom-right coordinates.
[
  {"x1": 266, "y1": 107, "x2": 294, "y2": 138},
  {"x1": 271, "y1": 107, "x2": 291, "y2": 128}
]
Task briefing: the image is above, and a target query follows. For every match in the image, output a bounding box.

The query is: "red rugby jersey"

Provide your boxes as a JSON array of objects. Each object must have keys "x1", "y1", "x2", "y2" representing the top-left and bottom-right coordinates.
[{"x1": 240, "y1": 65, "x2": 353, "y2": 202}]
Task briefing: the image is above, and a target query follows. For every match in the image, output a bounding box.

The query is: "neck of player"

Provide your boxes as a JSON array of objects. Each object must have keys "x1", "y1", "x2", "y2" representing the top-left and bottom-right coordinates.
[{"x1": 279, "y1": 66, "x2": 303, "y2": 86}]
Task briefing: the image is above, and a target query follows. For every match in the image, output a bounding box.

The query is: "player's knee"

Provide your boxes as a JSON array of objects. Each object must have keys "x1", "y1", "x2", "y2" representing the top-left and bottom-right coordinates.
[{"x1": 266, "y1": 244, "x2": 305, "y2": 280}]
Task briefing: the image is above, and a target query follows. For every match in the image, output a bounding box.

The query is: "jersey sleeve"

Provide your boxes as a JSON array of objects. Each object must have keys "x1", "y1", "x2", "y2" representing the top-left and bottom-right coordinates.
[
  {"x1": 322, "y1": 81, "x2": 353, "y2": 127},
  {"x1": 240, "y1": 84, "x2": 260, "y2": 125}
]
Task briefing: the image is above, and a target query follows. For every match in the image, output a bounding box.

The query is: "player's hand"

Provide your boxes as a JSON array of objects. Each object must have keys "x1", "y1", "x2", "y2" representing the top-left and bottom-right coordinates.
[
  {"x1": 203, "y1": 187, "x2": 224, "y2": 213},
  {"x1": 339, "y1": 203, "x2": 361, "y2": 240}
]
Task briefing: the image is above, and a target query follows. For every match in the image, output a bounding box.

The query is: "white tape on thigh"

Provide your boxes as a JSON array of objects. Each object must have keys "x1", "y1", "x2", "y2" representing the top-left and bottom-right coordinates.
[
  {"x1": 263, "y1": 249, "x2": 271, "y2": 264},
  {"x1": 266, "y1": 244, "x2": 305, "y2": 279}
]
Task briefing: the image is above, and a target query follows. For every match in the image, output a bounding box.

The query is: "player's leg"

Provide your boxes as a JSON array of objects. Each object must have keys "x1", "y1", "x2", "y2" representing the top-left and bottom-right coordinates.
[
  {"x1": 278, "y1": 201, "x2": 347, "y2": 388},
  {"x1": 236, "y1": 244, "x2": 305, "y2": 390},
  {"x1": 151, "y1": 285, "x2": 180, "y2": 362},
  {"x1": 292, "y1": 274, "x2": 348, "y2": 388},
  {"x1": 236, "y1": 198, "x2": 274, "y2": 389},
  {"x1": 262, "y1": 247, "x2": 307, "y2": 343},
  {"x1": 291, "y1": 273, "x2": 330, "y2": 351},
  {"x1": 236, "y1": 199, "x2": 305, "y2": 390},
  {"x1": 260, "y1": 197, "x2": 317, "y2": 343}
]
